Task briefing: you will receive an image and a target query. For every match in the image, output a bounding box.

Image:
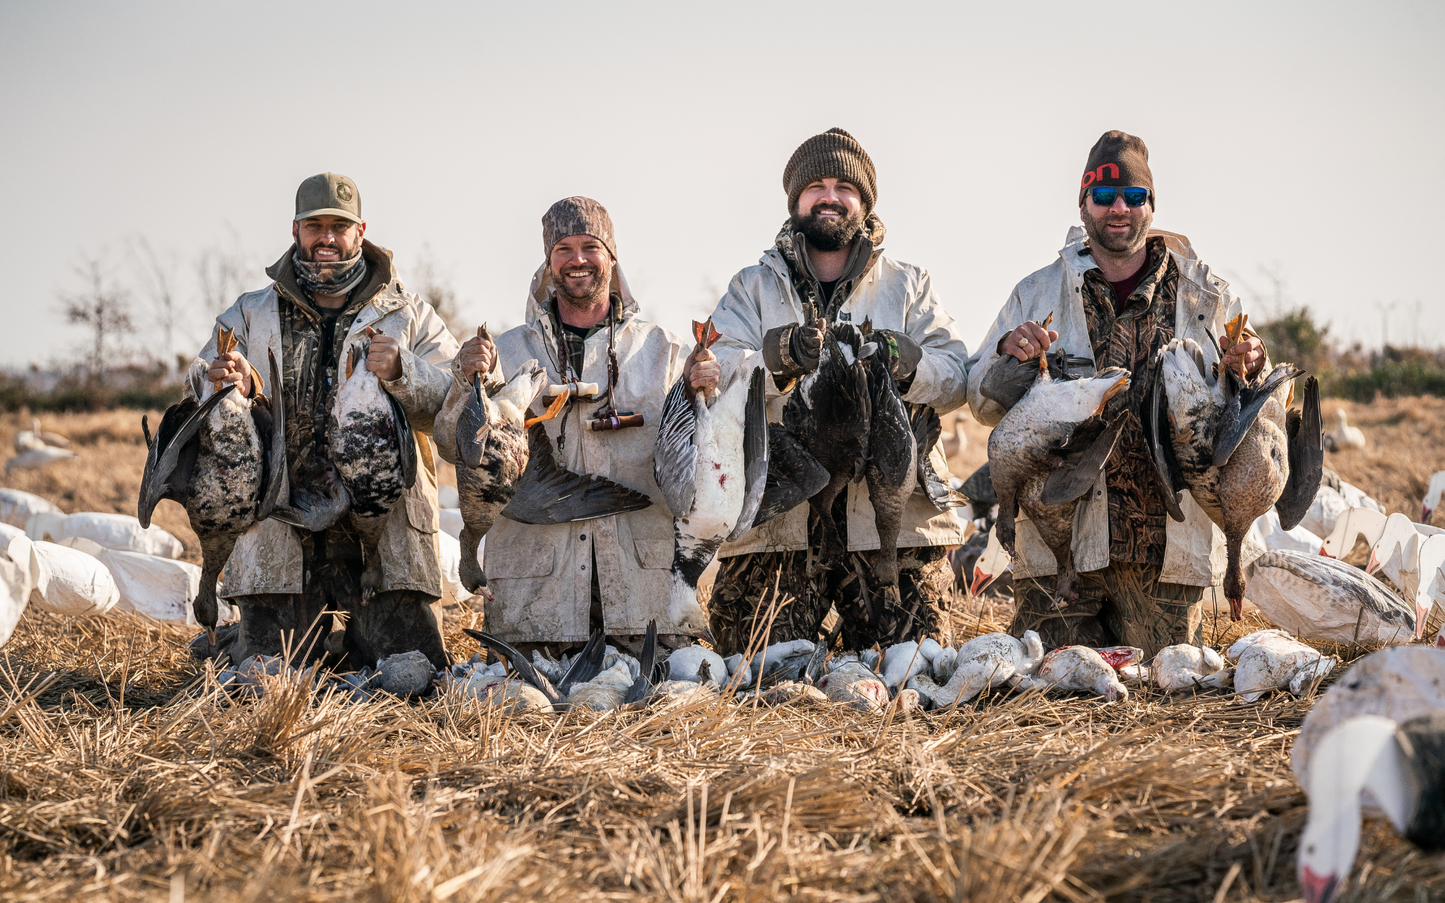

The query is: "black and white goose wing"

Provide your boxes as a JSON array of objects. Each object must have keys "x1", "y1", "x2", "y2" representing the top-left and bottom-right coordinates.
[
  {"x1": 1040, "y1": 412, "x2": 1129, "y2": 507},
  {"x1": 138, "y1": 383, "x2": 237, "y2": 527},
  {"x1": 1213, "y1": 362, "x2": 1301, "y2": 468},
  {"x1": 502, "y1": 425, "x2": 653, "y2": 525},
  {"x1": 1275, "y1": 375, "x2": 1324, "y2": 531},
  {"x1": 653, "y1": 375, "x2": 698, "y2": 519},
  {"x1": 462, "y1": 628, "x2": 562, "y2": 705},
  {"x1": 1145, "y1": 349, "x2": 1187, "y2": 522},
  {"x1": 727, "y1": 366, "x2": 770, "y2": 541}
]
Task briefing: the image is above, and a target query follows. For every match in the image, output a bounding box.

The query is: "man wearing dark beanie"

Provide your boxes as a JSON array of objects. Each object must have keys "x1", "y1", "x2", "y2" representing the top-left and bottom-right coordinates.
[
  {"x1": 704, "y1": 128, "x2": 972, "y2": 655},
  {"x1": 965, "y1": 130, "x2": 1268, "y2": 658}
]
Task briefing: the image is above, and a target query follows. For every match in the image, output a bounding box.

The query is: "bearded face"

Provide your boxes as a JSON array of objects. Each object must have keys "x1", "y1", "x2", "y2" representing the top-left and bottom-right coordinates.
[
  {"x1": 549, "y1": 235, "x2": 614, "y2": 311},
  {"x1": 1080, "y1": 196, "x2": 1153, "y2": 256},
  {"x1": 295, "y1": 216, "x2": 364, "y2": 276},
  {"x1": 791, "y1": 199, "x2": 865, "y2": 252}
]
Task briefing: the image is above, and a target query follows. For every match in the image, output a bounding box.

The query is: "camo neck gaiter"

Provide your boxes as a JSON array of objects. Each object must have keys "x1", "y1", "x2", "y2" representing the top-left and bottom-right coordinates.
[{"x1": 292, "y1": 247, "x2": 368, "y2": 298}]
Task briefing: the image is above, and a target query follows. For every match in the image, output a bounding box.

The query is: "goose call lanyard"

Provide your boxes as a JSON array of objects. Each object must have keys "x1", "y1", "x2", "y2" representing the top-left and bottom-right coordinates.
[{"x1": 549, "y1": 295, "x2": 644, "y2": 452}]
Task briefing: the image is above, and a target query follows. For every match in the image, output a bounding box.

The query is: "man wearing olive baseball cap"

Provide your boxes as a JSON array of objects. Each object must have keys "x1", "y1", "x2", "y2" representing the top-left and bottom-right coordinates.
[
  {"x1": 965, "y1": 130, "x2": 1269, "y2": 658},
  {"x1": 703, "y1": 128, "x2": 973, "y2": 655},
  {"x1": 190, "y1": 172, "x2": 460, "y2": 671}
]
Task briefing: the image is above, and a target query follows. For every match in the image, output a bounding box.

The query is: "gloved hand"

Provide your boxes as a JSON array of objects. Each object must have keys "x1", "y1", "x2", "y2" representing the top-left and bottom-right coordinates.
[
  {"x1": 762, "y1": 322, "x2": 823, "y2": 378},
  {"x1": 872, "y1": 329, "x2": 922, "y2": 379}
]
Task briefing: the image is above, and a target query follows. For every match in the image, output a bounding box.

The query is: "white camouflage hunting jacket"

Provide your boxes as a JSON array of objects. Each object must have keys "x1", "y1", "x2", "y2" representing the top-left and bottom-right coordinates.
[
  {"x1": 708, "y1": 244, "x2": 971, "y2": 558},
  {"x1": 966, "y1": 227, "x2": 1246, "y2": 587},
  {"x1": 438, "y1": 267, "x2": 693, "y2": 645},
  {"x1": 188, "y1": 245, "x2": 458, "y2": 600}
]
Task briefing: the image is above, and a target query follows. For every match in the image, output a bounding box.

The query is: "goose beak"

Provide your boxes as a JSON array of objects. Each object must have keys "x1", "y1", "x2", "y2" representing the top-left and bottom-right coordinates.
[
  {"x1": 1424, "y1": 504, "x2": 1434, "y2": 523},
  {"x1": 1366, "y1": 552, "x2": 1381, "y2": 576},
  {"x1": 1228, "y1": 596, "x2": 1244, "y2": 621},
  {"x1": 1299, "y1": 865, "x2": 1340, "y2": 903},
  {"x1": 969, "y1": 567, "x2": 993, "y2": 597}
]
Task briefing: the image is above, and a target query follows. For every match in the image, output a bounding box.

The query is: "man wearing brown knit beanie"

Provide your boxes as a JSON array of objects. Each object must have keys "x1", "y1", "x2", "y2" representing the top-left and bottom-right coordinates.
[
  {"x1": 705, "y1": 128, "x2": 972, "y2": 655},
  {"x1": 965, "y1": 130, "x2": 1269, "y2": 658}
]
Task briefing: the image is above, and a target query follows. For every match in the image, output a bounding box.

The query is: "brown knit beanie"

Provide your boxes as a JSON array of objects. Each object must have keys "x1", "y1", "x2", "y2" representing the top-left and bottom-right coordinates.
[
  {"x1": 541, "y1": 196, "x2": 617, "y2": 260},
  {"x1": 1078, "y1": 130, "x2": 1155, "y2": 207},
  {"x1": 783, "y1": 128, "x2": 877, "y2": 215}
]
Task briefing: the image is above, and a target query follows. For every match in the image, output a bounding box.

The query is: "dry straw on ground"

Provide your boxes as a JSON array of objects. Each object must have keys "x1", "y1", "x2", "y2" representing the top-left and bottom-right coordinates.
[{"x1": 0, "y1": 405, "x2": 1442, "y2": 901}]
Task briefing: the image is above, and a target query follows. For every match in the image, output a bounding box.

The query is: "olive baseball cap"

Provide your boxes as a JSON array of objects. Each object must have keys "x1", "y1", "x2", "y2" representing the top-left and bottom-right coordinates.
[{"x1": 294, "y1": 172, "x2": 362, "y2": 223}]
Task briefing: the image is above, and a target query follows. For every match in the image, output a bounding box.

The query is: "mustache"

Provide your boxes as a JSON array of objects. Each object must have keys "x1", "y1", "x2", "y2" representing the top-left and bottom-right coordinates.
[{"x1": 809, "y1": 202, "x2": 848, "y2": 216}]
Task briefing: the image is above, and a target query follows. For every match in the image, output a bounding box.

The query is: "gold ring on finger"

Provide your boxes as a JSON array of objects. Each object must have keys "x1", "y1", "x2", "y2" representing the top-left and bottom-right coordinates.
[{"x1": 1018, "y1": 336, "x2": 1030, "y2": 348}]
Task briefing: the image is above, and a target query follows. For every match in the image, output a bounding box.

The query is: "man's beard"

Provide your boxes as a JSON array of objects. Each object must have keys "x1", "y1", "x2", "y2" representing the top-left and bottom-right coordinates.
[
  {"x1": 298, "y1": 239, "x2": 362, "y2": 280},
  {"x1": 554, "y1": 263, "x2": 611, "y2": 310},
  {"x1": 791, "y1": 203, "x2": 864, "y2": 252},
  {"x1": 1081, "y1": 205, "x2": 1152, "y2": 256}
]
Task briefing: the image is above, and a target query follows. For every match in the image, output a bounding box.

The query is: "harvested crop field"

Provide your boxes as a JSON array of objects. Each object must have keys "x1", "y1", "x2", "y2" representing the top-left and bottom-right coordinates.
[{"x1": 0, "y1": 403, "x2": 1443, "y2": 901}]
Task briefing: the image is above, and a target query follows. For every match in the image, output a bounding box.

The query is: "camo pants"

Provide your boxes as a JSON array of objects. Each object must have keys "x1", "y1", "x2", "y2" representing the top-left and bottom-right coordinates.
[
  {"x1": 708, "y1": 545, "x2": 953, "y2": 656},
  {"x1": 1008, "y1": 562, "x2": 1203, "y2": 658}
]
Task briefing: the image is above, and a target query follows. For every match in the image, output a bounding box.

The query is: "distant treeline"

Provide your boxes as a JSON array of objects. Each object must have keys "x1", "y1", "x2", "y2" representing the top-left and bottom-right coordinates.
[
  {"x1": 1255, "y1": 308, "x2": 1445, "y2": 401},
  {"x1": 3, "y1": 306, "x2": 1441, "y2": 412}
]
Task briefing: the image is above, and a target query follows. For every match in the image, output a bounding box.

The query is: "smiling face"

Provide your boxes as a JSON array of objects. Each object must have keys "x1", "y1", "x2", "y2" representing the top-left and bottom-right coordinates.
[
  {"x1": 548, "y1": 234, "x2": 614, "y2": 310},
  {"x1": 791, "y1": 178, "x2": 865, "y2": 251},
  {"x1": 292, "y1": 215, "x2": 366, "y2": 272},
  {"x1": 1079, "y1": 189, "x2": 1152, "y2": 256}
]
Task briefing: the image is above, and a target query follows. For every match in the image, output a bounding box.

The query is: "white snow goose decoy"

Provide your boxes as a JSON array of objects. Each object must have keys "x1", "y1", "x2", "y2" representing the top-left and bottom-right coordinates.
[
  {"x1": 1323, "y1": 408, "x2": 1367, "y2": 452},
  {"x1": 1292, "y1": 646, "x2": 1445, "y2": 903},
  {"x1": 1243, "y1": 550, "x2": 1416, "y2": 645},
  {"x1": 1423, "y1": 471, "x2": 1445, "y2": 524}
]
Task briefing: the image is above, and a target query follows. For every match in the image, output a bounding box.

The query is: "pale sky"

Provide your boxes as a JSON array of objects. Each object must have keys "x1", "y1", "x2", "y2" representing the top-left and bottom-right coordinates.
[{"x1": 2, "y1": 1, "x2": 1442, "y2": 369}]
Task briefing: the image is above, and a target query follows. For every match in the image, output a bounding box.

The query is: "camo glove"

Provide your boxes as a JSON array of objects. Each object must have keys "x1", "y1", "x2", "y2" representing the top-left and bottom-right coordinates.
[{"x1": 762, "y1": 323, "x2": 821, "y2": 379}]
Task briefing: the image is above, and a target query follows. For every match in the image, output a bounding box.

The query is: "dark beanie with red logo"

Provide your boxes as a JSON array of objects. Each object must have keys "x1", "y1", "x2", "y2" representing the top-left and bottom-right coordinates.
[{"x1": 1078, "y1": 130, "x2": 1155, "y2": 207}]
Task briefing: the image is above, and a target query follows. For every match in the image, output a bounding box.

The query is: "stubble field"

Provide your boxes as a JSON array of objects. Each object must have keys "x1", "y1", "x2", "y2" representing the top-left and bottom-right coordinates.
[{"x1": 0, "y1": 398, "x2": 1441, "y2": 902}]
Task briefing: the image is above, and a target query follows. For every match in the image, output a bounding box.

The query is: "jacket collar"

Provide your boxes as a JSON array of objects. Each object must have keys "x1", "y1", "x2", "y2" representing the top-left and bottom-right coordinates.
[
  {"x1": 266, "y1": 239, "x2": 403, "y2": 324},
  {"x1": 762, "y1": 213, "x2": 887, "y2": 302}
]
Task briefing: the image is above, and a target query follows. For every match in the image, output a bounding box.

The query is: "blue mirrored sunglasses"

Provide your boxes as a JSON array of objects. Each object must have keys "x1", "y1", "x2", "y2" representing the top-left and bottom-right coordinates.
[{"x1": 1089, "y1": 186, "x2": 1151, "y2": 207}]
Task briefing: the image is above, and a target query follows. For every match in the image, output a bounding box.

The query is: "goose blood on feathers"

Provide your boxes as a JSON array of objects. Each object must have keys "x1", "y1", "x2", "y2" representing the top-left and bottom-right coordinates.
[
  {"x1": 986, "y1": 350, "x2": 1130, "y2": 608},
  {"x1": 654, "y1": 319, "x2": 768, "y2": 640}
]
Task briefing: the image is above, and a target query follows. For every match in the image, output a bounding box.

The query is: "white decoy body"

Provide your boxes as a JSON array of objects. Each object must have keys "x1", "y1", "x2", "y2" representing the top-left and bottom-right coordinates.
[
  {"x1": 0, "y1": 524, "x2": 35, "y2": 648},
  {"x1": 0, "y1": 489, "x2": 61, "y2": 528},
  {"x1": 1366, "y1": 515, "x2": 1445, "y2": 637},
  {"x1": 907, "y1": 630, "x2": 1044, "y2": 707},
  {"x1": 1029, "y1": 645, "x2": 1129, "y2": 701},
  {"x1": 1323, "y1": 409, "x2": 1367, "y2": 452},
  {"x1": 1151, "y1": 644, "x2": 1230, "y2": 692},
  {"x1": 1321, "y1": 506, "x2": 1389, "y2": 564},
  {"x1": 1299, "y1": 470, "x2": 1383, "y2": 538},
  {"x1": 27, "y1": 540, "x2": 121, "y2": 617},
  {"x1": 1228, "y1": 629, "x2": 1337, "y2": 702},
  {"x1": 25, "y1": 511, "x2": 184, "y2": 559},
  {"x1": 1252, "y1": 509, "x2": 1323, "y2": 554},
  {"x1": 6, "y1": 446, "x2": 77, "y2": 472},
  {"x1": 1244, "y1": 550, "x2": 1416, "y2": 645},
  {"x1": 1423, "y1": 471, "x2": 1445, "y2": 524}
]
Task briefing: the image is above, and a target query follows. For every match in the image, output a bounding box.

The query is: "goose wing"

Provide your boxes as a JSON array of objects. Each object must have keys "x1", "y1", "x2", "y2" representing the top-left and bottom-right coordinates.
[
  {"x1": 461, "y1": 628, "x2": 562, "y2": 704},
  {"x1": 752, "y1": 426, "x2": 830, "y2": 529},
  {"x1": 910, "y1": 404, "x2": 957, "y2": 512},
  {"x1": 653, "y1": 375, "x2": 698, "y2": 518},
  {"x1": 1213, "y1": 363, "x2": 1301, "y2": 468},
  {"x1": 979, "y1": 354, "x2": 1043, "y2": 411},
  {"x1": 501, "y1": 425, "x2": 653, "y2": 525},
  {"x1": 867, "y1": 357, "x2": 915, "y2": 489},
  {"x1": 623, "y1": 620, "x2": 658, "y2": 704},
  {"x1": 387, "y1": 391, "x2": 418, "y2": 489},
  {"x1": 254, "y1": 350, "x2": 288, "y2": 522},
  {"x1": 1040, "y1": 412, "x2": 1129, "y2": 507},
  {"x1": 138, "y1": 384, "x2": 236, "y2": 527},
  {"x1": 455, "y1": 373, "x2": 491, "y2": 470},
  {"x1": 557, "y1": 629, "x2": 607, "y2": 697},
  {"x1": 728, "y1": 367, "x2": 771, "y2": 541},
  {"x1": 1146, "y1": 350, "x2": 1187, "y2": 522},
  {"x1": 1275, "y1": 375, "x2": 1324, "y2": 530}
]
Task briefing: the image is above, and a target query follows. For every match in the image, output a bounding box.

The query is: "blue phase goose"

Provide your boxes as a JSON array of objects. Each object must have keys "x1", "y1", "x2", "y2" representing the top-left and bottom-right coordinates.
[
  {"x1": 138, "y1": 331, "x2": 285, "y2": 641},
  {"x1": 984, "y1": 347, "x2": 1131, "y2": 608},
  {"x1": 654, "y1": 319, "x2": 769, "y2": 638},
  {"x1": 1149, "y1": 314, "x2": 1324, "y2": 619}
]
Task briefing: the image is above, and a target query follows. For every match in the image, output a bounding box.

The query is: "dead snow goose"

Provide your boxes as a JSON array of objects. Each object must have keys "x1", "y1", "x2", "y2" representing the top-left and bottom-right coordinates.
[
  {"x1": 1151, "y1": 644, "x2": 1230, "y2": 692},
  {"x1": 654, "y1": 320, "x2": 768, "y2": 639},
  {"x1": 1244, "y1": 550, "x2": 1416, "y2": 645},
  {"x1": 816, "y1": 660, "x2": 889, "y2": 712},
  {"x1": 1229, "y1": 629, "x2": 1337, "y2": 702},
  {"x1": 986, "y1": 351, "x2": 1131, "y2": 607},
  {"x1": 1149, "y1": 320, "x2": 1324, "y2": 620},
  {"x1": 907, "y1": 630, "x2": 1044, "y2": 707},
  {"x1": 1028, "y1": 645, "x2": 1129, "y2": 702}
]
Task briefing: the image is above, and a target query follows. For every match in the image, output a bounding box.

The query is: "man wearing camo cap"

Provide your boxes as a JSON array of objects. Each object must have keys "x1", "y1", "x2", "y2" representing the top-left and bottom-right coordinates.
[{"x1": 195, "y1": 172, "x2": 459, "y2": 670}]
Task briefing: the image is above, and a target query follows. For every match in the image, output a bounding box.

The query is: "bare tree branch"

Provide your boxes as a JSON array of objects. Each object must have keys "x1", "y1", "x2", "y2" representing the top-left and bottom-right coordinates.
[{"x1": 61, "y1": 254, "x2": 134, "y2": 384}]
